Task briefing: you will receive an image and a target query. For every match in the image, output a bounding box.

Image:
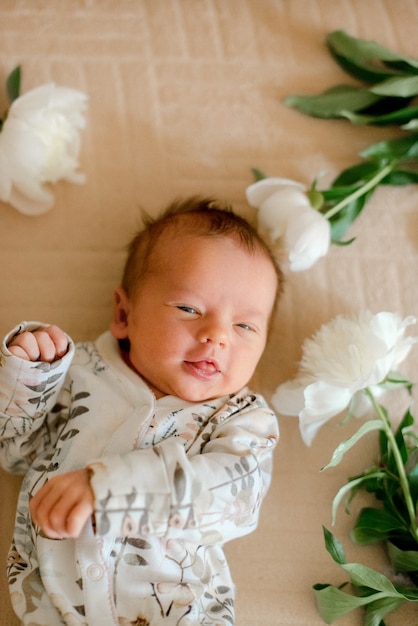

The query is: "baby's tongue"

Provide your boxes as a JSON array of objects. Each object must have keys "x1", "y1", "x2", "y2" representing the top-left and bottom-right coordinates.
[{"x1": 195, "y1": 360, "x2": 217, "y2": 373}]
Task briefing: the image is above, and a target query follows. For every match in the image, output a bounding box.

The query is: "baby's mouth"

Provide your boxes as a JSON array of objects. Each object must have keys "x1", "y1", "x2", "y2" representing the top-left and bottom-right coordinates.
[{"x1": 184, "y1": 359, "x2": 221, "y2": 378}]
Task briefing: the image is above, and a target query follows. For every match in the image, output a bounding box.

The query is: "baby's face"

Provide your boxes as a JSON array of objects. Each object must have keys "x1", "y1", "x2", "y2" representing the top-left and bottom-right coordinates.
[{"x1": 112, "y1": 234, "x2": 277, "y2": 402}]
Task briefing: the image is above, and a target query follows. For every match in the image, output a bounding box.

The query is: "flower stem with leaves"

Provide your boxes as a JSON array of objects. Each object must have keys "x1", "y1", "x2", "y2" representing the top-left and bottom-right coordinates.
[
  {"x1": 273, "y1": 311, "x2": 418, "y2": 624},
  {"x1": 286, "y1": 30, "x2": 418, "y2": 245},
  {"x1": 250, "y1": 31, "x2": 418, "y2": 272},
  {"x1": 365, "y1": 388, "x2": 418, "y2": 544}
]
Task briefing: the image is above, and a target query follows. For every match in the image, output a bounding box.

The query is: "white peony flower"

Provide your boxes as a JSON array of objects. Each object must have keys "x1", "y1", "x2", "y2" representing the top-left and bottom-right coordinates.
[
  {"x1": 246, "y1": 177, "x2": 331, "y2": 271},
  {"x1": 273, "y1": 311, "x2": 418, "y2": 445},
  {"x1": 0, "y1": 83, "x2": 88, "y2": 215}
]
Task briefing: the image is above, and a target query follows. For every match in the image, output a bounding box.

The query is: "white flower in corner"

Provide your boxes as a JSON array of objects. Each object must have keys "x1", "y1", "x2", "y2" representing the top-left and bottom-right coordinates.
[
  {"x1": 246, "y1": 177, "x2": 331, "y2": 271},
  {"x1": 0, "y1": 83, "x2": 88, "y2": 215},
  {"x1": 272, "y1": 311, "x2": 417, "y2": 445}
]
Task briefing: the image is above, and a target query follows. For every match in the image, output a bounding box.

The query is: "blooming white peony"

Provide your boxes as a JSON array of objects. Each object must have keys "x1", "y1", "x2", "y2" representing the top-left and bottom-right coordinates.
[
  {"x1": 273, "y1": 311, "x2": 418, "y2": 445},
  {"x1": 0, "y1": 83, "x2": 88, "y2": 215},
  {"x1": 246, "y1": 177, "x2": 331, "y2": 271}
]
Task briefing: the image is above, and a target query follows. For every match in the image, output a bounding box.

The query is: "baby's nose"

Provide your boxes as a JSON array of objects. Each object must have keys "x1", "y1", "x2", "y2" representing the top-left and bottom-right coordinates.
[{"x1": 197, "y1": 321, "x2": 228, "y2": 346}]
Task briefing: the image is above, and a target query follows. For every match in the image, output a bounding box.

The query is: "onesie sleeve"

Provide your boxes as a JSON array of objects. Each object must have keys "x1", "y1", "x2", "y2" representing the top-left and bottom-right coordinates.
[
  {"x1": 88, "y1": 397, "x2": 279, "y2": 545},
  {"x1": 0, "y1": 321, "x2": 74, "y2": 474}
]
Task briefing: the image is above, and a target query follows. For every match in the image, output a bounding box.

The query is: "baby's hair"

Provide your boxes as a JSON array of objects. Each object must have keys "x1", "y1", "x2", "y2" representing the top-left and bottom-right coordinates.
[{"x1": 121, "y1": 196, "x2": 284, "y2": 305}]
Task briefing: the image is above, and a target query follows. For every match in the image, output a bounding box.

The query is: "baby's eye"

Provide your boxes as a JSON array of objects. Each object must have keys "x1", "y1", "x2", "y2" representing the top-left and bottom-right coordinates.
[
  {"x1": 177, "y1": 305, "x2": 198, "y2": 315},
  {"x1": 236, "y1": 323, "x2": 254, "y2": 332}
]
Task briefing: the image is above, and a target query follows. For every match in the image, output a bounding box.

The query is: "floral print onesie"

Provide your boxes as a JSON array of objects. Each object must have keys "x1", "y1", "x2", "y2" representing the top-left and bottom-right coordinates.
[{"x1": 0, "y1": 322, "x2": 279, "y2": 626}]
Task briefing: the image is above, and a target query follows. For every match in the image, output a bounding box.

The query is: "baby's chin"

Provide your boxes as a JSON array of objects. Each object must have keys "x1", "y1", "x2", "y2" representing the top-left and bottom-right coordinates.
[
  {"x1": 149, "y1": 382, "x2": 230, "y2": 403},
  {"x1": 142, "y1": 368, "x2": 249, "y2": 403},
  {"x1": 166, "y1": 383, "x2": 245, "y2": 404}
]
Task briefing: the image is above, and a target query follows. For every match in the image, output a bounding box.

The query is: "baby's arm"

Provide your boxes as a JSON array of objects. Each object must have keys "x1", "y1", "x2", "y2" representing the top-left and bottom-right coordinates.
[
  {"x1": 8, "y1": 325, "x2": 93, "y2": 539},
  {"x1": 88, "y1": 397, "x2": 279, "y2": 544},
  {"x1": 7, "y1": 324, "x2": 69, "y2": 362},
  {"x1": 0, "y1": 322, "x2": 75, "y2": 474},
  {"x1": 2, "y1": 323, "x2": 91, "y2": 539}
]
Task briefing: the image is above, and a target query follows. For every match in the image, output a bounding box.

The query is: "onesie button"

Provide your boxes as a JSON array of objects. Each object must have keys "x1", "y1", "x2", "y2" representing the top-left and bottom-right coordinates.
[{"x1": 87, "y1": 564, "x2": 104, "y2": 580}]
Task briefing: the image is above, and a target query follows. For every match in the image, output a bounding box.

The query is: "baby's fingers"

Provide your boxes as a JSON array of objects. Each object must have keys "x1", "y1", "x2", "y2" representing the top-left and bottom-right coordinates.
[
  {"x1": 8, "y1": 331, "x2": 45, "y2": 362},
  {"x1": 30, "y1": 480, "x2": 66, "y2": 538},
  {"x1": 40, "y1": 325, "x2": 69, "y2": 360},
  {"x1": 30, "y1": 470, "x2": 94, "y2": 539},
  {"x1": 65, "y1": 500, "x2": 95, "y2": 538},
  {"x1": 8, "y1": 325, "x2": 68, "y2": 363}
]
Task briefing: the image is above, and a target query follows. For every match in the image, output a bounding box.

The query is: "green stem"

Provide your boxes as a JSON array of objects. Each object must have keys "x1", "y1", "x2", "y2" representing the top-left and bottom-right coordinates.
[
  {"x1": 323, "y1": 161, "x2": 397, "y2": 220},
  {"x1": 365, "y1": 387, "x2": 418, "y2": 542}
]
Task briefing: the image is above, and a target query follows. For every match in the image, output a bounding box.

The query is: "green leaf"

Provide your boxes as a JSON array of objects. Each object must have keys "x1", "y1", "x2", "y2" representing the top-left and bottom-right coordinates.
[
  {"x1": 322, "y1": 158, "x2": 389, "y2": 243},
  {"x1": 361, "y1": 133, "x2": 418, "y2": 161},
  {"x1": 314, "y1": 584, "x2": 387, "y2": 624},
  {"x1": 322, "y1": 420, "x2": 384, "y2": 470},
  {"x1": 370, "y1": 76, "x2": 418, "y2": 98},
  {"x1": 387, "y1": 541, "x2": 418, "y2": 573},
  {"x1": 326, "y1": 30, "x2": 418, "y2": 84},
  {"x1": 342, "y1": 562, "x2": 405, "y2": 596},
  {"x1": 315, "y1": 550, "x2": 418, "y2": 624},
  {"x1": 323, "y1": 527, "x2": 346, "y2": 565},
  {"x1": 407, "y1": 459, "x2": 418, "y2": 504},
  {"x1": 382, "y1": 169, "x2": 418, "y2": 186},
  {"x1": 322, "y1": 185, "x2": 360, "y2": 202},
  {"x1": 328, "y1": 195, "x2": 369, "y2": 244},
  {"x1": 351, "y1": 507, "x2": 404, "y2": 546},
  {"x1": 332, "y1": 161, "x2": 381, "y2": 186},
  {"x1": 395, "y1": 406, "x2": 415, "y2": 434},
  {"x1": 284, "y1": 85, "x2": 379, "y2": 118},
  {"x1": 339, "y1": 105, "x2": 418, "y2": 126},
  {"x1": 364, "y1": 596, "x2": 406, "y2": 626},
  {"x1": 332, "y1": 236, "x2": 356, "y2": 247},
  {"x1": 251, "y1": 167, "x2": 267, "y2": 182},
  {"x1": 330, "y1": 473, "x2": 384, "y2": 525},
  {"x1": 6, "y1": 65, "x2": 21, "y2": 103},
  {"x1": 394, "y1": 408, "x2": 415, "y2": 464}
]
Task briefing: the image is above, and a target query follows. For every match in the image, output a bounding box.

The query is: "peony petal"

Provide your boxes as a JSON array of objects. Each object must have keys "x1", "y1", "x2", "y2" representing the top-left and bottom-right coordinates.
[
  {"x1": 6, "y1": 187, "x2": 54, "y2": 216},
  {"x1": 272, "y1": 379, "x2": 308, "y2": 416},
  {"x1": 0, "y1": 149, "x2": 12, "y2": 200},
  {"x1": 299, "y1": 420, "x2": 327, "y2": 447},
  {"x1": 1, "y1": 126, "x2": 55, "y2": 213},
  {"x1": 10, "y1": 84, "x2": 87, "y2": 126},
  {"x1": 372, "y1": 313, "x2": 417, "y2": 363},
  {"x1": 286, "y1": 207, "x2": 331, "y2": 271},
  {"x1": 9, "y1": 84, "x2": 56, "y2": 118},
  {"x1": 46, "y1": 86, "x2": 88, "y2": 127},
  {"x1": 257, "y1": 191, "x2": 308, "y2": 240},
  {"x1": 349, "y1": 387, "x2": 383, "y2": 418},
  {"x1": 365, "y1": 313, "x2": 418, "y2": 385},
  {"x1": 300, "y1": 381, "x2": 352, "y2": 425},
  {"x1": 370, "y1": 312, "x2": 407, "y2": 349},
  {"x1": 246, "y1": 177, "x2": 307, "y2": 207}
]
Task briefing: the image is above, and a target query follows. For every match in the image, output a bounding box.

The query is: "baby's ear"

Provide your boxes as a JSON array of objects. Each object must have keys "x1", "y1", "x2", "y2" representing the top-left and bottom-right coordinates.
[{"x1": 110, "y1": 287, "x2": 130, "y2": 339}]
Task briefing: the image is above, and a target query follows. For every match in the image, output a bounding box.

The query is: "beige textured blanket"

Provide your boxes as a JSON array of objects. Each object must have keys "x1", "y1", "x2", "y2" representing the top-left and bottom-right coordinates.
[{"x1": 1, "y1": 1, "x2": 417, "y2": 624}]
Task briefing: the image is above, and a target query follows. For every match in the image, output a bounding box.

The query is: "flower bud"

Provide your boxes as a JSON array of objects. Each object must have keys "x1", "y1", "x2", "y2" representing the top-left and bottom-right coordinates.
[{"x1": 246, "y1": 177, "x2": 330, "y2": 271}]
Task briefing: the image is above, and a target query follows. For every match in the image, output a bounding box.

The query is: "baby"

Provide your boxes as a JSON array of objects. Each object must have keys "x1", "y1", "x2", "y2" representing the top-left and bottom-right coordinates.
[{"x1": 1, "y1": 197, "x2": 282, "y2": 626}]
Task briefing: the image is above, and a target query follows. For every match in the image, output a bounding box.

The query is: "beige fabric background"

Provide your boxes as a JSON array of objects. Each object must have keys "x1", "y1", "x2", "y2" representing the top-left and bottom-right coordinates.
[{"x1": 1, "y1": 1, "x2": 417, "y2": 624}]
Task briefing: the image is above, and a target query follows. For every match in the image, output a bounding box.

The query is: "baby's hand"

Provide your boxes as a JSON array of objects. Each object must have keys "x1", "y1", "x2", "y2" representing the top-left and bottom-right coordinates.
[
  {"x1": 7, "y1": 325, "x2": 68, "y2": 363},
  {"x1": 30, "y1": 468, "x2": 95, "y2": 539}
]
